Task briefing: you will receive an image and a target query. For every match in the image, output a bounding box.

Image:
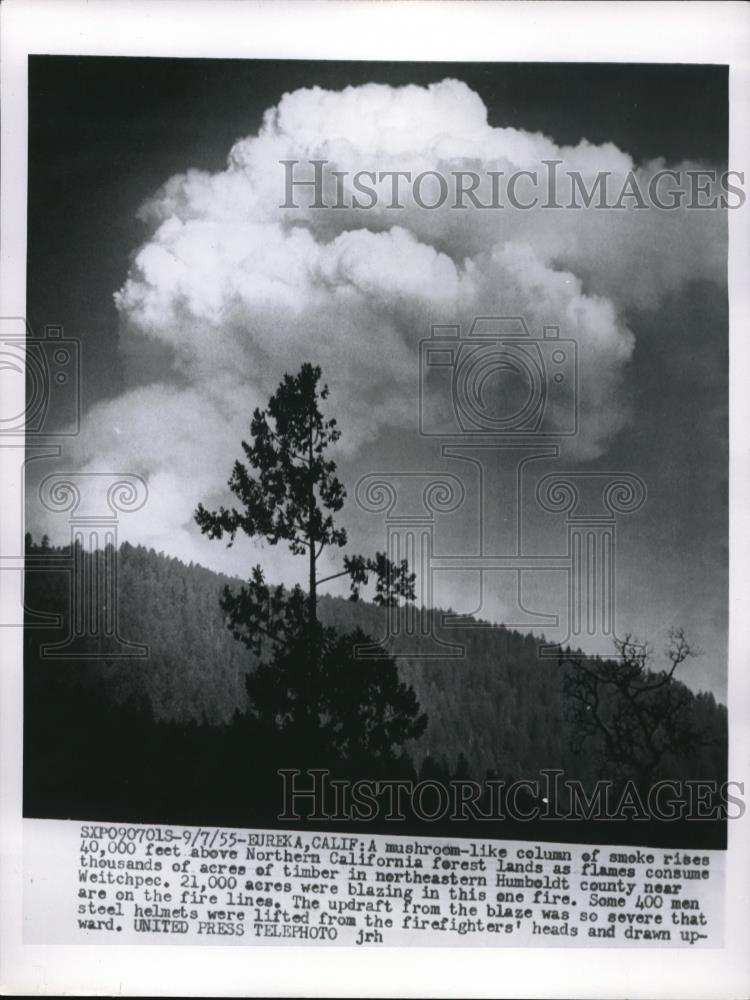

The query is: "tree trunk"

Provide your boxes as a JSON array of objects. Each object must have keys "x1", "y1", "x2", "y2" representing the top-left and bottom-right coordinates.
[
  {"x1": 307, "y1": 414, "x2": 319, "y2": 739},
  {"x1": 308, "y1": 417, "x2": 317, "y2": 633}
]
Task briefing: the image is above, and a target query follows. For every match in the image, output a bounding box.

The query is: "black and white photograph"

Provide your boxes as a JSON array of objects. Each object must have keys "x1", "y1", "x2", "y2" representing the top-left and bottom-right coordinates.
[
  {"x1": 1, "y1": 1, "x2": 749, "y2": 997},
  {"x1": 20, "y1": 53, "x2": 733, "y2": 843}
]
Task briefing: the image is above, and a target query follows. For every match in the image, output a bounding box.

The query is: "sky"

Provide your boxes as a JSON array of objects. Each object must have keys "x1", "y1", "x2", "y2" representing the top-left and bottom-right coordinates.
[{"x1": 26, "y1": 57, "x2": 728, "y2": 696}]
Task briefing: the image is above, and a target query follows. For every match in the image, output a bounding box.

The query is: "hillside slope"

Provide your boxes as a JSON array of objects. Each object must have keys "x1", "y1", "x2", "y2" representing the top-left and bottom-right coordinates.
[{"x1": 24, "y1": 539, "x2": 726, "y2": 790}]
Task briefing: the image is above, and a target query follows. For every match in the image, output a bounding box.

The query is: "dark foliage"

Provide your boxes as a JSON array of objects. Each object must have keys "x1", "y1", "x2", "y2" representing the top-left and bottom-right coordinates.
[
  {"x1": 23, "y1": 538, "x2": 728, "y2": 846},
  {"x1": 247, "y1": 625, "x2": 427, "y2": 768},
  {"x1": 193, "y1": 363, "x2": 423, "y2": 761}
]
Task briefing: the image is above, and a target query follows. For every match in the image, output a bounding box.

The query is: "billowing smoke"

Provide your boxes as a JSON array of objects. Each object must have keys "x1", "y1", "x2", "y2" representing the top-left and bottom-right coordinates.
[{"x1": 48, "y1": 78, "x2": 725, "y2": 578}]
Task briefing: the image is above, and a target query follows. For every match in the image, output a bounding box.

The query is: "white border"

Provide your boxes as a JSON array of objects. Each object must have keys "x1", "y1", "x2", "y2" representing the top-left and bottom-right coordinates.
[{"x1": 1, "y1": 2, "x2": 749, "y2": 997}]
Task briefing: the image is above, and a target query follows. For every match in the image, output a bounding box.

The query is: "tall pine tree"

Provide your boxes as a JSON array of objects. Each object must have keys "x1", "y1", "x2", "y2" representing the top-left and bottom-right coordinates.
[{"x1": 195, "y1": 363, "x2": 426, "y2": 765}]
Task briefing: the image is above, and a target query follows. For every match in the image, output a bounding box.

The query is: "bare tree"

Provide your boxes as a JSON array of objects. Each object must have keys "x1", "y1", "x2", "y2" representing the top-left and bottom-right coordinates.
[{"x1": 562, "y1": 628, "x2": 714, "y2": 788}]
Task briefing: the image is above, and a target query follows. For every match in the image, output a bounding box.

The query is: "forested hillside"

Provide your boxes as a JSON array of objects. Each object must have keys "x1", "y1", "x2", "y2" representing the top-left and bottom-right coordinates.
[{"x1": 23, "y1": 539, "x2": 727, "y2": 841}]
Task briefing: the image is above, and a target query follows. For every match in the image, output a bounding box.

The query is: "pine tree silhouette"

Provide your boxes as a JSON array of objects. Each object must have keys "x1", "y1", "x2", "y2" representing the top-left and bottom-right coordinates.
[{"x1": 195, "y1": 363, "x2": 426, "y2": 766}]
